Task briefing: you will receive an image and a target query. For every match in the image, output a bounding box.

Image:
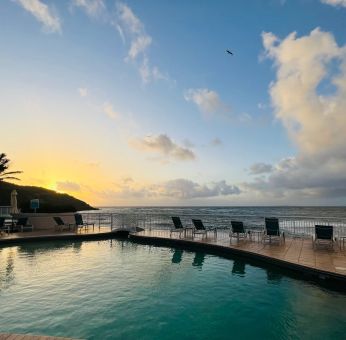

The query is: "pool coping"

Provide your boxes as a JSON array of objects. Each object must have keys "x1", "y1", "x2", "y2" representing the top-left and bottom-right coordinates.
[
  {"x1": 0, "y1": 230, "x2": 128, "y2": 245},
  {"x1": 129, "y1": 232, "x2": 346, "y2": 289}
]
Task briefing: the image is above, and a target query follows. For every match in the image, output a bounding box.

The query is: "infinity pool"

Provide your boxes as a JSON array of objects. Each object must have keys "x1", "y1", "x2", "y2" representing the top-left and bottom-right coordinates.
[{"x1": 0, "y1": 240, "x2": 345, "y2": 339}]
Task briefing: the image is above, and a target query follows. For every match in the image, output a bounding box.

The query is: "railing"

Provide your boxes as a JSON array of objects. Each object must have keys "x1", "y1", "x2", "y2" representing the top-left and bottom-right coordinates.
[
  {"x1": 0, "y1": 206, "x2": 11, "y2": 217},
  {"x1": 80, "y1": 212, "x2": 346, "y2": 238},
  {"x1": 2, "y1": 210, "x2": 346, "y2": 238}
]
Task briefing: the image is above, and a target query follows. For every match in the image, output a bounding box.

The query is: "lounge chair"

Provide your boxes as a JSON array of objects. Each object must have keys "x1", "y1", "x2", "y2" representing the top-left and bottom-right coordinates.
[
  {"x1": 192, "y1": 219, "x2": 217, "y2": 239},
  {"x1": 230, "y1": 221, "x2": 249, "y2": 241},
  {"x1": 170, "y1": 216, "x2": 187, "y2": 237},
  {"x1": 0, "y1": 217, "x2": 10, "y2": 235},
  {"x1": 73, "y1": 213, "x2": 95, "y2": 232},
  {"x1": 13, "y1": 217, "x2": 33, "y2": 232},
  {"x1": 263, "y1": 218, "x2": 285, "y2": 244},
  {"x1": 54, "y1": 216, "x2": 72, "y2": 231},
  {"x1": 313, "y1": 225, "x2": 336, "y2": 249}
]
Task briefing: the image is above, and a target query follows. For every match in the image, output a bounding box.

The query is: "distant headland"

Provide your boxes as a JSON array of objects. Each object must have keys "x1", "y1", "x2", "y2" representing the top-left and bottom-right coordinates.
[{"x1": 0, "y1": 181, "x2": 96, "y2": 213}]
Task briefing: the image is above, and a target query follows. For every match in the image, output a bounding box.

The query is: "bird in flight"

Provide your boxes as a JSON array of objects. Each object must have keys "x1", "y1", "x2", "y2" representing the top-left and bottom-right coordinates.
[{"x1": 226, "y1": 50, "x2": 234, "y2": 55}]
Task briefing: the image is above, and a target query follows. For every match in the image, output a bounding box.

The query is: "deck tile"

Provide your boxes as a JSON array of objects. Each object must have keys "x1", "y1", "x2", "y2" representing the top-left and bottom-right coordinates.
[{"x1": 133, "y1": 229, "x2": 346, "y2": 279}]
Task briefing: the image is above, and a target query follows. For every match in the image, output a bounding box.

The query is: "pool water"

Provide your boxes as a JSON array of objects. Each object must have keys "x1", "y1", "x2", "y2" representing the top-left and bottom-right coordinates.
[{"x1": 0, "y1": 240, "x2": 345, "y2": 339}]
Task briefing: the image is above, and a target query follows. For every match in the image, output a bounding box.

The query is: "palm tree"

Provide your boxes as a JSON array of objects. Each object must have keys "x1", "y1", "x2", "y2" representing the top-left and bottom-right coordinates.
[{"x1": 0, "y1": 153, "x2": 22, "y2": 181}]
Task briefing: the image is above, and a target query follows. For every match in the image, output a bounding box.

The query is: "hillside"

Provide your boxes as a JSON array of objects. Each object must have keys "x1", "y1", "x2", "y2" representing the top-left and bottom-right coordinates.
[{"x1": 0, "y1": 181, "x2": 96, "y2": 213}]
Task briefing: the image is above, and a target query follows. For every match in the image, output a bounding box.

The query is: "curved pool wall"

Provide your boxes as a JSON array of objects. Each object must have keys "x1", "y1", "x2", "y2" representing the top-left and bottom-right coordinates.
[
  {"x1": 0, "y1": 230, "x2": 130, "y2": 245},
  {"x1": 129, "y1": 233, "x2": 346, "y2": 290},
  {"x1": 0, "y1": 239, "x2": 345, "y2": 340}
]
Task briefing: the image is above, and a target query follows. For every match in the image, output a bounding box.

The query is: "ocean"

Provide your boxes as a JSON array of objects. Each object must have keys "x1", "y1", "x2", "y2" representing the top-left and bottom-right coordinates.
[
  {"x1": 82, "y1": 206, "x2": 346, "y2": 236},
  {"x1": 93, "y1": 206, "x2": 346, "y2": 219}
]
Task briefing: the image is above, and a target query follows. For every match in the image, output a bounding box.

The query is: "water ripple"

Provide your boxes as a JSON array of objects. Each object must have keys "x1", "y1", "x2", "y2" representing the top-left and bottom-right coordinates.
[{"x1": 0, "y1": 239, "x2": 345, "y2": 339}]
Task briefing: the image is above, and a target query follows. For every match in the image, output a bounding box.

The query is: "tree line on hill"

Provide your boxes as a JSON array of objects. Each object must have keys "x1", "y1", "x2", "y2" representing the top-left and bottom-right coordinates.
[{"x1": 0, "y1": 153, "x2": 96, "y2": 213}]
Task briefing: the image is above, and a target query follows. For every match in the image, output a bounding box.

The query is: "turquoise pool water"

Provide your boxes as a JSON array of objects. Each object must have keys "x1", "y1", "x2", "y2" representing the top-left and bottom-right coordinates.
[{"x1": 0, "y1": 240, "x2": 345, "y2": 339}]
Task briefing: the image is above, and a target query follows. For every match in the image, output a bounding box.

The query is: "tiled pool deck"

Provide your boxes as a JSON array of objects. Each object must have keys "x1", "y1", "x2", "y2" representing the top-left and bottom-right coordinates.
[{"x1": 130, "y1": 229, "x2": 346, "y2": 284}]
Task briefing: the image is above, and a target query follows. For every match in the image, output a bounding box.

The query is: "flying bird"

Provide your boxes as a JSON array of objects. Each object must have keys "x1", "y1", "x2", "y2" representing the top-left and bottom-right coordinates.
[{"x1": 226, "y1": 50, "x2": 234, "y2": 55}]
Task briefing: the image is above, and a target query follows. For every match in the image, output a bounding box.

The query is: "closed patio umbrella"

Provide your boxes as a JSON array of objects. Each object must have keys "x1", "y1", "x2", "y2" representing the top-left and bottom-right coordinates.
[{"x1": 10, "y1": 190, "x2": 19, "y2": 214}]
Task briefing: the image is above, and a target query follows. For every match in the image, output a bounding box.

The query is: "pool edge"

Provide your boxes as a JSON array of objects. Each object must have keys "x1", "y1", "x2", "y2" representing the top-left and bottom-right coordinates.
[{"x1": 129, "y1": 233, "x2": 346, "y2": 290}]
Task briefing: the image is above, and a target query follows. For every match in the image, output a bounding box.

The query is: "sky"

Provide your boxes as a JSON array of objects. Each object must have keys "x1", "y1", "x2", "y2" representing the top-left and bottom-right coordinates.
[{"x1": 1, "y1": 0, "x2": 346, "y2": 206}]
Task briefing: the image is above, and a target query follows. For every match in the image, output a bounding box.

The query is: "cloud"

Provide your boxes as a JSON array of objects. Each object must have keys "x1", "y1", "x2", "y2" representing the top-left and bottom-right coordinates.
[
  {"x1": 138, "y1": 57, "x2": 168, "y2": 83},
  {"x1": 154, "y1": 179, "x2": 241, "y2": 199},
  {"x1": 56, "y1": 181, "x2": 81, "y2": 192},
  {"x1": 184, "y1": 89, "x2": 254, "y2": 123},
  {"x1": 78, "y1": 87, "x2": 88, "y2": 97},
  {"x1": 246, "y1": 28, "x2": 346, "y2": 201},
  {"x1": 103, "y1": 102, "x2": 119, "y2": 119},
  {"x1": 321, "y1": 0, "x2": 346, "y2": 8},
  {"x1": 128, "y1": 35, "x2": 152, "y2": 60},
  {"x1": 262, "y1": 28, "x2": 344, "y2": 155},
  {"x1": 182, "y1": 139, "x2": 194, "y2": 148},
  {"x1": 238, "y1": 112, "x2": 252, "y2": 123},
  {"x1": 117, "y1": 3, "x2": 150, "y2": 61},
  {"x1": 71, "y1": 1, "x2": 169, "y2": 84},
  {"x1": 257, "y1": 102, "x2": 267, "y2": 110},
  {"x1": 210, "y1": 138, "x2": 222, "y2": 147},
  {"x1": 249, "y1": 163, "x2": 273, "y2": 175},
  {"x1": 138, "y1": 57, "x2": 151, "y2": 83},
  {"x1": 116, "y1": 2, "x2": 167, "y2": 83},
  {"x1": 117, "y1": 2, "x2": 142, "y2": 34},
  {"x1": 14, "y1": 0, "x2": 61, "y2": 33},
  {"x1": 115, "y1": 23, "x2": 125, "y2": 43},
  {"x1": 130, "y1": 134, "x2": 195, "y2": 162},
  {"x1": 71, "y1": 0, "x2": 105, "y2": 17},
  {"x1": 108, "y1": 178, "x2": 240, "y2": 200},
  {"x1": 184, "y1": 88, "x2": 230, "y2": 118}
]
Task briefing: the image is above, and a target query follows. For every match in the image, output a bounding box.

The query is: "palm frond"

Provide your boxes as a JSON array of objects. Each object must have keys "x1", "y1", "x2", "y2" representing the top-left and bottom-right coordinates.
[
  {"x1": 0, "y1": 170, "x2": 23, "y2": 176},
  {"x1": 0, "y1": 153, "x2": 22, "y2": 180},
  {"x1": 0, "y1": 176, "x2": 21, "y2": 181}
]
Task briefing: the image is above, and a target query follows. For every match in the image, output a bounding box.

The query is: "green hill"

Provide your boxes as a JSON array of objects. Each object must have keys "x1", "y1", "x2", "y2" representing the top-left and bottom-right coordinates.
[{"x1": 0, "y1": 181, "x2": 96, "y2": 213}]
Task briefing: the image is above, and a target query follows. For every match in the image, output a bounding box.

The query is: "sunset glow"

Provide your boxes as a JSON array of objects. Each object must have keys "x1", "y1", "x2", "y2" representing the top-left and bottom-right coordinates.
[{"x1": 2, "y1": 0, "x2": 346, "y2": 206}]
